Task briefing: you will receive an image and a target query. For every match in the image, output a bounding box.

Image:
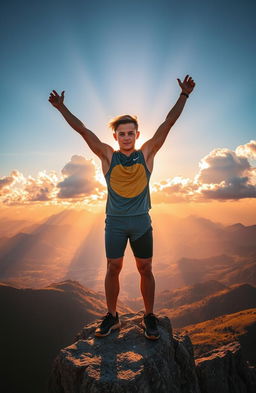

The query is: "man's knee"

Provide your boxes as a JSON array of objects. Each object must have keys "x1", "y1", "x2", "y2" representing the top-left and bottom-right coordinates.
[
  {"x1": 135, "y1": 257, "x2": 153, "y2": 275},
  {"x1": 107, "y1": 257, "x2": 123, "y2": 275}
]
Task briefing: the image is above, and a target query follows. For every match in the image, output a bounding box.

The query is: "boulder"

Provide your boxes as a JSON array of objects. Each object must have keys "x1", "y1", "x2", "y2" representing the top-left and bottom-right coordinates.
[{"x1": 48, "y1": 311, "x2": 200, "y2": 393}]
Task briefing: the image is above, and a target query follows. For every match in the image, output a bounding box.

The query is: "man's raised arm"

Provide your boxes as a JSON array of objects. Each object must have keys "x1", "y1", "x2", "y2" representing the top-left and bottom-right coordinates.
[
  {"x1": 48, "y1": 90, "x2": 113, "y2": 159},
  {"x1": 141, "y1": 75, "x2": 196, "y2": 158}
]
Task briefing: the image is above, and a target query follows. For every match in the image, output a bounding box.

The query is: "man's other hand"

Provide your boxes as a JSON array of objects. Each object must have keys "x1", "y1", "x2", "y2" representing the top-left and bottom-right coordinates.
[
  {"x1": 48, "y1": 90, "x2": 65, "y2": 109},
  {"x1": 177, "y1": 75, "x2": 195, "y2": 95}
]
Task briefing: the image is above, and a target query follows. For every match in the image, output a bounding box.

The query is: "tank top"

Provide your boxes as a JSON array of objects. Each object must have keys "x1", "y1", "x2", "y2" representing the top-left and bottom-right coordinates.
[{"x1": 104, "y1": 149, "x2": 152, "y2": 216}]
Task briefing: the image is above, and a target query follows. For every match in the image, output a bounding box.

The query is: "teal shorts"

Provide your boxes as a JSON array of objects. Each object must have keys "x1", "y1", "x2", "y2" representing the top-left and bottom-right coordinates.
[{"x1": 105, "y1": 213, "x2": 153, "y2": 259}]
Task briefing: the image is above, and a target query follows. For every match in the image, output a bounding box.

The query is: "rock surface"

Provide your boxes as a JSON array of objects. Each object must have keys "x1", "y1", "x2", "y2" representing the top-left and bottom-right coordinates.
[
  {"x1": 48, "y1": 312, "x2": 256, "y2": 393},
  {"x1": 195, "y1": 341, "x2": 256, "y2": 393},
  {"x1": 48, "y1": 311, "x2": 200, "y2": 393}
]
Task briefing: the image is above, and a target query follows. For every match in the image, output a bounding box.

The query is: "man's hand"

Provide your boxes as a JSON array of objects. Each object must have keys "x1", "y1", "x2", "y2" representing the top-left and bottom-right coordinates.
[
  {"x1": 48, "y1": 90, "x2": 65, "y2": 109},
  {"x1": 177, "y1": 75, "x2": 195, "y2": 95},
  {"x1": 47, "y1": 90, "x2": 113, "y2": 160}
]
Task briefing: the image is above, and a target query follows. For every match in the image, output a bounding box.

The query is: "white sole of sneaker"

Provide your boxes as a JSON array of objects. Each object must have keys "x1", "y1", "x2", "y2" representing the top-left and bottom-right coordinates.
[
  {"x1": 141, "y1": 320, "x2": 160, "y2": 340},
  {"x1": 95, "y1": 321, "x2": 121, "y2": 337}
]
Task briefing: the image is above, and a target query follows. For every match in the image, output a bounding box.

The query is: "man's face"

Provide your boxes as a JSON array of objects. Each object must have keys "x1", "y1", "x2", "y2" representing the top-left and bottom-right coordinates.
[{"x1": 113, "y1": 123, "x2": 140, "y2": 150}]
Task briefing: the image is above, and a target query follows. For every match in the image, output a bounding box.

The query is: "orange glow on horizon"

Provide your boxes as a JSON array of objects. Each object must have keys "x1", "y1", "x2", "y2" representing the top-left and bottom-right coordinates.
[{"x1": 1, "y1": 197, "x2": 256, "y2": 226}]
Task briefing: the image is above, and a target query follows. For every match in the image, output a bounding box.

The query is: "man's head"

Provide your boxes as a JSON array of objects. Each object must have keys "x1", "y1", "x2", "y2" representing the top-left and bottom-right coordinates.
[{"x1": 108, "y1": 114, "x2": 140, "y2": 151}]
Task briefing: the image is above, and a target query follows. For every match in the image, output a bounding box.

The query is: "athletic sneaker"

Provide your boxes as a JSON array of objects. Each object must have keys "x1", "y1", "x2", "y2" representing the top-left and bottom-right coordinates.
[
  {"x1": 95, "y1": 311, "x2": 121, "y2": 337},
  {"x1": 142, "y1": 313, "x2": 160, "y2": 340}
]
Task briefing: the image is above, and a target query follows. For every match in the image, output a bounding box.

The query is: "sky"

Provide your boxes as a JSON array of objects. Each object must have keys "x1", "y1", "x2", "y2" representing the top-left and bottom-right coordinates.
[{"x1": 0, "y1": 0, "x2": 256, "y2": 220}]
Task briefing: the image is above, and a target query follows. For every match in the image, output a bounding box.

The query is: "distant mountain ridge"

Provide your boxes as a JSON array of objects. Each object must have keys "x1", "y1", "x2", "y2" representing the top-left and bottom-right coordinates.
[
  {"x1": 0, "y1": 212, "x2": 255, "y2": 292},
  {"x1": 158, "y1": 283, "x2": 256, "y2": 328},
  {"x1": 176, "y1": 308, "x2": 256, "y2": 366}
]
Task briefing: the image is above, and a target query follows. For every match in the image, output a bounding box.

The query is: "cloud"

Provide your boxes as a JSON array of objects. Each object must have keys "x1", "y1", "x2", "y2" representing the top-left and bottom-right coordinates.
[
  {"x1": 0, "y1": 175, "x2": 15, "y2": 191},
  {"x1": 0, "y1": 171, "x2": 26, "y2": 202},
  {"x1": 0, "y1": 156, "x2": 106, "y2": 205},
  {"x1": 235, "y1": 140, "x2": 256, "y2": 160},
  {"x1": 24, "y1": 171, "x2": 59, "y2": 201},
  {"x1": 199, "y1": 175, "x2": 256, "y2": 200},
  {"x1": 57, "y1": 155, "x2": 105, "y2": 199},
  {"x1": 151, "y1": 140, "x2": 256, "y2": 203},
  {"x1": 0, "y1": 170, "x2": 60, "y2": 205},
  {"x1": 195, "y1": 148, "x2": 250, "y2": 184},
  {"x1": 151, "y1": 177, "x2": 198, "y2": 203}
]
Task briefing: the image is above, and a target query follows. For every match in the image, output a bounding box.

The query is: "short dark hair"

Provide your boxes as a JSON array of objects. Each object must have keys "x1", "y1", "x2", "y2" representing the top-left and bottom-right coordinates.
[{"x1": 107, "y1": 114, "x2": 138, "y2": 132}]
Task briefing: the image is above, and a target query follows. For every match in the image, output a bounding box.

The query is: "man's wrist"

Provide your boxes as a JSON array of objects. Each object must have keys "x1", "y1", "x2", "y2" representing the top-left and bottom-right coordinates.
[
  {"x1": 56, "y1": 103, "x2": 66, "y2": 112},
  {"x1": 180, "y1": 91, "x2": 189, "y2": 98}
]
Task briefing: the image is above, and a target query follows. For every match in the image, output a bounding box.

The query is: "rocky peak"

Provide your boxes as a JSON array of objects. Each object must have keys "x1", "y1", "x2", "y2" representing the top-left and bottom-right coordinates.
[
  {"x1": 48, "y1": 311, "x2": 200, "y2": 392},
  {"x1": 48, "y1": 312, "x2": 256, "y2": 393}
]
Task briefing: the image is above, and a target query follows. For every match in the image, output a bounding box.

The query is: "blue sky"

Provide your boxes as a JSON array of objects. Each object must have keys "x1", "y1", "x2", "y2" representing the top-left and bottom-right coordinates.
[{"x1": 1, "y1": 0, "x2": 255, "y2": 184}]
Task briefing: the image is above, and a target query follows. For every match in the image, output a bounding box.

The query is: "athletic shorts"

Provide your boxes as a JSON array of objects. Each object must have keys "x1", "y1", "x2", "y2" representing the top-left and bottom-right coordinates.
[{"x1": 105, "y1": 213, "x2": 153, "y2": 259}]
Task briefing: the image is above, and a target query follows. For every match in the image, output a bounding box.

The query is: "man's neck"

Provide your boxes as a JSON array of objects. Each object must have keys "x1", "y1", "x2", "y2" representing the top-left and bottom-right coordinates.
[{"x1": 118, "y1": 147, "x2": 137, "y2": 156}]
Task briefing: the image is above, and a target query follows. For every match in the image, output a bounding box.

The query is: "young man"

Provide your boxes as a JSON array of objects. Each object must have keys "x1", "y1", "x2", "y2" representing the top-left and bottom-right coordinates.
[{"x1": 48, "y1": 75, "x2": 196, "y2": 340}]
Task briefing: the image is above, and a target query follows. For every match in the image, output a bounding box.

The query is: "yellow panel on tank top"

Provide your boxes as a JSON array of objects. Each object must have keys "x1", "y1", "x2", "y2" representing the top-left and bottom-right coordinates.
[{"x1": 110, "y1": 163, "x2": 147, "y2": 198}]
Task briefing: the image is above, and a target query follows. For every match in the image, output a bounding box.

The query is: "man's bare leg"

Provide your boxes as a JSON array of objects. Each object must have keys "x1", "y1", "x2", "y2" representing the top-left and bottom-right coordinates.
[
  {"x1": 135, "y1": 257, "x2": 155, "y2": 315},
  {"x1": 105, "y1": 257, "x2": 123, "y2": 317}
]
